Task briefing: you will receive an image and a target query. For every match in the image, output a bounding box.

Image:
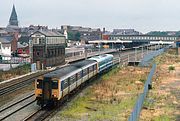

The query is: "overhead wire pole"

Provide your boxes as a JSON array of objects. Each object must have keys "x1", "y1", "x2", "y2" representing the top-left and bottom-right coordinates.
[
  {"x1": 141, "y1": 45, "x2": 144, "y2": 58},
  {"x1": 135, "y1": 47, "x2": 137, "y2": 61},
  {"x1": 133, "y1": 46, "x2": 139, "y2": 65},
  {"x1": 118, "y1": 43, "x2": 121, "y2": 65},
  {"x1": 117, "y1": 39, "x2": 123, "y2": 65}
]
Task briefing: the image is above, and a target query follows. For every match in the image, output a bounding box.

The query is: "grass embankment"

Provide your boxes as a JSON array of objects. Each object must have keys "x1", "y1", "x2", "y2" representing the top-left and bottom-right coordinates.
[
  {"x1": 51, "y1": 66, "x2": 150, "y2": 121},
  {"x1": 140, "y1": 49, "x2": 180, "y2": 121},
  {"x1": 0, "y1": 64, "x2": 30, "y2": 82}
]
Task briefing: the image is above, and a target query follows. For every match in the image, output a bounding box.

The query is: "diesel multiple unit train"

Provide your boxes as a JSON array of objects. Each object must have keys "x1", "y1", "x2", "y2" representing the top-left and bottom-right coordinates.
[{"x1": 35, "y1": 54, "x2": 114, "y2": 107}]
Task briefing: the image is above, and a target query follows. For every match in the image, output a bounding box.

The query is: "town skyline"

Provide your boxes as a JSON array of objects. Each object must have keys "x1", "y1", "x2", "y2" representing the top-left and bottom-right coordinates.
[{"x1": 0, "y1": 0, "x2": 180, "y2": 33}]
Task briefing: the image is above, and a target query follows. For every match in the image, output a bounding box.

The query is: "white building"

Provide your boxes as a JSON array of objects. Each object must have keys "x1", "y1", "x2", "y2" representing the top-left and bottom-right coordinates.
[{"x1": 0, "y1": 38, "x2": 11, "y2": 56}]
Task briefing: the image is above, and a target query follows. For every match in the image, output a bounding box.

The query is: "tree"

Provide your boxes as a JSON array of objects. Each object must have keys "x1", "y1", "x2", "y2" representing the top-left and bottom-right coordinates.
[
  {"x1": 75, "y1": 32, "x2": 81, "y2": 41},
  {"x1": 67, "y1": 32, "x2": 74, "y2": 40}
]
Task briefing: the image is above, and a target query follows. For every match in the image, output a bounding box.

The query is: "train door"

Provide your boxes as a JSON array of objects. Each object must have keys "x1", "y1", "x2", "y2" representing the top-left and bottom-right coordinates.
[{"x1": 42, "y1": 77, "x2": 52, "y2": 105}]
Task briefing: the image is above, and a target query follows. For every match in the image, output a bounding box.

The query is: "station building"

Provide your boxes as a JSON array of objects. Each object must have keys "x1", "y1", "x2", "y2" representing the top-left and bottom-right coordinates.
[{"x1": 30, "y1": 30, "x2": 66, "y2": 69}]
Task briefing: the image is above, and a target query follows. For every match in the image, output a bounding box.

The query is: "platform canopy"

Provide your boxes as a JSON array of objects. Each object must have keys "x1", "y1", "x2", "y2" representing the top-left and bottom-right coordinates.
[{"x1": 88, "y1": 39, "x2": 132, "y2": 44}]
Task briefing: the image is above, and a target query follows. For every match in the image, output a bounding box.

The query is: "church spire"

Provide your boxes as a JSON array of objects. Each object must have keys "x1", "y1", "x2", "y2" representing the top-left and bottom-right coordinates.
[{"x1": 8, "y1": 4, "x2": 18, "y2": 27}]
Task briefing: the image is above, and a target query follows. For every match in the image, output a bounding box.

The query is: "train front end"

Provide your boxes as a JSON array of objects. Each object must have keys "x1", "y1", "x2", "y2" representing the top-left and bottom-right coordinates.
[{"x1": 35, "y1": 76, "x2": 60, "y2": 107}]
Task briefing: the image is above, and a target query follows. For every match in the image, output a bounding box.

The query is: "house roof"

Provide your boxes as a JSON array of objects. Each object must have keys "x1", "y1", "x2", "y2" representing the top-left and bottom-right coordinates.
[
  {"x1": 0, "y1": 37, "x2": 11, "y2": 44},
  {"x1": 0, "y1": 36, "x2": 13, "y2": 42},
  {"x1": 31, "y1": 30, "x2": 64, "y2": 37},
  {"x1": 17, "y1": 42, "x2": 28, "y2": 48},
  {"x1": 0, "y1": 28, "x2": 8, "y2": 34}
]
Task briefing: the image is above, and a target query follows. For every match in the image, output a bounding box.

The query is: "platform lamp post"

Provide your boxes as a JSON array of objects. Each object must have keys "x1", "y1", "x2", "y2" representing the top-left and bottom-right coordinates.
[
  {"x1": 117, "y1": 39, "x2": 123, "y2": 65},
  {"x1": 98, "y1": 42, "x2": 101, "y2": 53},
  {"x1": 159, "y1": 40, "x2": 163, "y2": 49},
  {"x1": 141, "y1": 45, "x2": 144, "y2": 58},
  {"x1": 112, "y1": 41, "x2": 114, "y2": 49},
  {"x1": 85, "y1": 46, "x2": 88, "y2": 60},
  {"x1": 146, "y1": 44, "x2": 149, "y2": 55},
  {"x1": 151, "y1": 44, "x2": 153, "y2": 52},
  {"x1": 133, "y1": 46, "x2": 139, "y2": 62},
  {"x1": 155, "y1": 43, "x2": 157, "y2": 51},
  {"x1": 147, "y1": 44, "x2": 150, "y2": 54}
]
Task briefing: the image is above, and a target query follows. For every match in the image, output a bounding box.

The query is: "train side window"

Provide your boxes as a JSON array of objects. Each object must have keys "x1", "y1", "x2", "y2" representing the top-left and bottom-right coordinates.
[
  {"x1": 70, "y1": 75, "x2": 76, "y2": 84},
  {"x1": 93, "y1": 65, "x2": 95, "y2": 70},
  {"x1": 61, "y1": 79, "x2": 68, "y2": 90},
  {"x1": 83, "y1": 68, "x2": 88, "y2": 76},
  {"x1": 52, "y1": 80, "x2": 58, "y2": 89},
  {"x1": 89, "y1": 66, "x2": 93, "y2": 72},
  {"x1": 93, "y1": 65, "x2": 96, "y2": 70},
  {"x1": 81, "y1": 71, "x2": 83, "y2": 77},
  {"x1": 37, "y1": 79, "x2": 42, "y2": 88},
  {"x1": 87, "y1": 67, "x2": 89, "y2": 73},
  {"x1": 77, "y1": 72, "x2": 81, "y2": 80}
]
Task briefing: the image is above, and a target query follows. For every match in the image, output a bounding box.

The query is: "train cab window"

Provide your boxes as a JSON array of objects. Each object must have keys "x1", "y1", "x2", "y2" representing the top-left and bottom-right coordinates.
[
  {"x1": 52, "y1": 80, "x2": 58, "y2": 89},
  {"x1": 36, "y1": 79, "x2": 42, "y2": 88}
]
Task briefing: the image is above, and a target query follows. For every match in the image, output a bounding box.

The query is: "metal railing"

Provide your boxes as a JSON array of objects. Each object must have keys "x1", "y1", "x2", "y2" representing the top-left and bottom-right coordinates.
[
  {"x1": 139, "y1": 46, "x2": 169, "y2": 67},
  {"x1": 128, "y1": 64, "x2": 156, "y2": 121},
  {"x1": 129, "y1": 46, "x2": 170, "y2": 120},
  {"x1": 0, "y1": 57, "x2": 31, "y2": 64}
]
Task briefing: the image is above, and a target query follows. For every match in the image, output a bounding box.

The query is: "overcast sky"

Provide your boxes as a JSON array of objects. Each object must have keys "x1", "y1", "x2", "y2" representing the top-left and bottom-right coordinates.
[{"x1": 0, "y1": 0, "x2": 179, "y2": 33}]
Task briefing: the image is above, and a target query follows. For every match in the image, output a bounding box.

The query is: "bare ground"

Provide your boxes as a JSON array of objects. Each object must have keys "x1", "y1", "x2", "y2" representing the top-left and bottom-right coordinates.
[{"x1": 140, "y1": 49, "x2": 180, "y2": 121}]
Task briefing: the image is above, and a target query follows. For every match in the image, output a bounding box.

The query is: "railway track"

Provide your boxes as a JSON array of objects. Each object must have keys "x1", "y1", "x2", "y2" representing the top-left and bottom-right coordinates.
[
  {"x1": 23, "y1": 109, "x2": 55, "y2": 121},
  {"x1": 0, "y1": 49, "x2": 159, "y2": 121},
  {"x1": 0, "y1": 50, "x2": 132, "y2": 96},
  {"x1": 0, "y1": 51, "x2": 148, "y2": 121},
  {"x1": 0, "y1": 63, "x2": 70, "y2": 96},
  {"x1": 0, "y1": 50, "x2": 143, "y2": 96},
  {"x1": 0, "y1": 71, "x2": 48, "y2": 96},
  {"x1": 0, "y1": 79, "x2": 35, "y2": 96},
  {"x1": 0, "y1": 93, "x2": 35, "y2": 121}
]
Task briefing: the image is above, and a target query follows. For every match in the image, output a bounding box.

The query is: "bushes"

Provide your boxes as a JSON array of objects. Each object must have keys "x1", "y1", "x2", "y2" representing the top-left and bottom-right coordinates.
[
  {"x1": 168, "y1": 65, "x2": 175, "y2": 72},
  {"x1": 0, "y1": 64, "x2": 30, "y2": 82}
]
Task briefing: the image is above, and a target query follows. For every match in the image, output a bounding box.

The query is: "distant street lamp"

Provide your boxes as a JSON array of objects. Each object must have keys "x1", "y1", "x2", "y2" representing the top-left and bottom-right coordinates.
[
  {"x1": 141, "y1": 45, "x2": 144, "y2": 58},
  {"x1": 146, "y1": 44, "x2": 149, "y2": 54},
  {"x1": 117, "y1": 39, "x2": 124, "y2": 64},
  {"x1": 151, "y1": 44, "x2": 153, "y2": 52},
  {"x1": 133, "y1": 47, "x2": 139, "y2": 61},
  {"x1": 159, "y1": 40, "x2": 163, "y2": 49}
]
